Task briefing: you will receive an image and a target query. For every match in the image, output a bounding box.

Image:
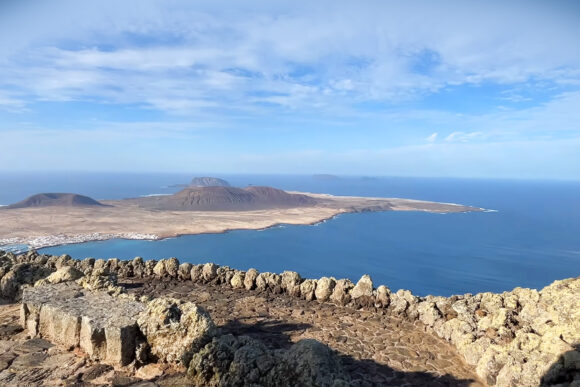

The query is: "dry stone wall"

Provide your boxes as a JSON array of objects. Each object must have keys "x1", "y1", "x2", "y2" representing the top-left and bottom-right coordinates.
[{"x1": 0, "y1": 249, "x2": 578, "y2": 386}]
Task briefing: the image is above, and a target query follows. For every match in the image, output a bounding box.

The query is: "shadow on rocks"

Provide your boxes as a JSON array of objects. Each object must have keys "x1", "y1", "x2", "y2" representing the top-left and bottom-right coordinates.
[
  {"x1": 541, "y1": 344, "x2": 580, "y2": 386},
  {"x1": 220, "y1": 317, "x2": 312, "y2": 350},
  {"x1": 216, "y1": 318, "x2": 477, "y2": 386}
]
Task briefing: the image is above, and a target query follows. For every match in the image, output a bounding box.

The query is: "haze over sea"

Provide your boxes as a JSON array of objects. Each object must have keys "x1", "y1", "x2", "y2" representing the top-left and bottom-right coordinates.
[{"x1": 2, "y1": 172, "x2": 579, "y2": 297}]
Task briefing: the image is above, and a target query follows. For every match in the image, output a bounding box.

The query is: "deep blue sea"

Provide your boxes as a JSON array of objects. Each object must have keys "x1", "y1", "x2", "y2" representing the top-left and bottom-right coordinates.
[{"x1": 1, "y1": 172, "x2": 579, "y2": 296}]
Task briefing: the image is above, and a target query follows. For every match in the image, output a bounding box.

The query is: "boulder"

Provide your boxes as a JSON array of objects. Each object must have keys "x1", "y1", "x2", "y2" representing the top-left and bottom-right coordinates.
[
  {"x1": 79, "y1": 258, "x2": 95, "y2": 275},
  {"x1": 314, "y1": 277, "x2": 335, "y2": 302},
  {"x1": 107, "y1": 258, "x2": 120, "y2": 273},
  {"x1": 137, "y1": 298, "x2": 216, "y2": 365},
  {"x1": 417, "y1": 301, "x2": 442, "y2": 327},
  {"x1": 153, "y1": 260, "x2": 167, "y2": 278},
  {"x1": 244, "y1": 268, "x2": 259, "y2": 290},
  {"x1": 145, "y1": 260, "x2": 157, "y2": 276},
  {"x1": 190, "y1": 265, "x2": 203, "y2": 282},
  {"x1": 350, "y1": 274, "x2": 373, "y2": 299},
  {"x1": 178, "y1": 263, "x2": 193, "y2": 280},
  {"x1": 300, "y1": 279, "x2": 317, "y2": 301},
  {"x1": 165, "y1": 257, "x2": 180, "y2": 278},
  {"x1": 330, "y1": 279, "x2": 353, "y2": 306},
  {"x1": 44, "y1": 266, "x2": 84, "y2": 284},
  {"x1": 280, "y1": 271, "x2": 302, "y2": 297},
  {"x1": 132, "y1": 257, "x2": 145, "y2": 278},
  {"x1": 93, "y1": 259, "x2": 106, "y2": 271},
  {"x1": 76, "y1": 269, "x2": 123, "y2": 296},
  {"x1": 375, "y1": 285, "x2": 391, "y2": 308},
  {"x1": 230, "y1": 271, "x2": 245, "y2": 289},
  {"x1": 202, "y1": 263, "x2": 218, "y2": 282},
  {"x1": 117, "y1": 260, "x2": 133, "y2": 278}
]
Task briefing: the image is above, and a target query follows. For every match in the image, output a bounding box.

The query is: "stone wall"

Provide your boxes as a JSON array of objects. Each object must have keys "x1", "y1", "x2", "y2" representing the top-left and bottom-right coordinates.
[{"x1": 0, "y1": 249, "x2": 578, "y2": 386}]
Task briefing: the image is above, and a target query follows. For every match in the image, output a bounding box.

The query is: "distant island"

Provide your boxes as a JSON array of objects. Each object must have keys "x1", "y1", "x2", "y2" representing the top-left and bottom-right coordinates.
[
  {"x1": 2, "y1": 193, "x2": 105, "y2": 209},
  {"x1": 0, "y1": 183, "x2": 483, "y2": 249},
  {"x1": 312, "y1": 174, "x2": 341, "y2": 181},
  {"x1": 190, "y1": 177, "x2": 231, "y2": 187},
  {"x1": 130, "y1": 186, "x2": 315, "y2": 211}
]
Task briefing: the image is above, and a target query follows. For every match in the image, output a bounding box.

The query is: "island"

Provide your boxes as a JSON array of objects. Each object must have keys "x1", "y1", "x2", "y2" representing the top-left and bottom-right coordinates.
[{"x1": 0, "y1": 186, "x2": 482, "y2": 249}]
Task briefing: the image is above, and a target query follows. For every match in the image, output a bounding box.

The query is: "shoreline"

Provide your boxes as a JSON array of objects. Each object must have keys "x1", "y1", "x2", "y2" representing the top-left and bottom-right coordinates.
[
  {"x1": 0, "y1": 209, "x2": 348, "y2": 251},
  {"x1": 0, "y1": 192, "x2": 483, "y2": 251}
]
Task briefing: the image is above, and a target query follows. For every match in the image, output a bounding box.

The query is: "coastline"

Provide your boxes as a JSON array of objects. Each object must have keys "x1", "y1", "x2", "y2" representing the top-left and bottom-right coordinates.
[
  {"x1": 0, "y1": 192, "x2": 481, "y2": 251},
  {"x1": 0, "y1": 208, "x2": 348, "y2": 251}
]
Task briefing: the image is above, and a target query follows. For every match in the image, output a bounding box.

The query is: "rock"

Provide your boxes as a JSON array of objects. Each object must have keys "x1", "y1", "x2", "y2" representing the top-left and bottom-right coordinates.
[
  {"x1": 94, "y1": 259, "x2": 106, "y2": 271},
  {"x1": 145, "y1": 260, "x2": 157, "y2": 276},
  {"x1": 475, "y1": 347, "x2": 507, "y2": 385},
  {"x1": 280, "y1": 271, "x2": 302, "y2": 297},
  {"x1": 0, "y1": 271, "x2": 18, "y2": 299},
  {"x1": 132, "y1": 257, "x2": 145, "y2": 278},
  {"x1": 76, "y1": 269, "x2": 123, "y2": 295},
  {"x1": 202, "y1": 263, "x2": 218, "y2": 282},
  {"x1": 480, "y1": 292, "x2": 504, "y2": 313},
  {"x1": 417, "y1": 301, "x2": 442, "y2": 327},
  {"x1": 300, "y1": 279, "x2": 317, "y2": 301},
  {"x1": 314, "y1": 277, "x2": 335, "y2": 302},
  {"x1": 375, "y1": 285, "x2": 390, "y2": 308},
  {"x1": 272, "y1": 339, "x2": 350, "y2": 386},
  {"x1": 79, "y1": 258, "x2": 95, "y2": 275},
  {"x1": 190, "y1": 264, "x2": 203, "y2": 282},
  {"x1": 188, "y1": 334, "x2": 350, "y2": 386},
  {"x1": 244, "y1": 268, "x2": 258, "y2": 290},
  {"x1": 255, "y1": 272, "x2": 270, "y2": 291},
  {"x1": 117, "y1": 260, "x2": 133, "y2": 278},
  {"x1": 44, "y1": 266, "x2": 84, "y2": 284},
  {"x1": 230, "y1": 271, "x2": 245, "y2": 289},
  {"x1": 255, "y1": 272, "x2": 282, "y2": 293},
  {"x1": 165, "y1": 257, "x2": 180, "y2": 278},
  {"x1": 330, "y1": 279, "x2": 353, "y2": 306},
  {"x1": 137, "y1": 298, "x2": 216, "y2": 365},
  {"x1": 153, "y1": 260, "x2": 167, "y2": 278},
  {"x1": 216, "y1": 266, "x2": 235, "y2": 285},
  {"x1": 0, "y1": 263, "x2": 53, "y2": 300},
  {"x1": 178, "y1": 263, "x2": 193, "y2": 280},
  {"x1": 351, "y1": 274, "x2": 373, "y2": 299},
  {"x1": 22, "y1": 282, "x2": 145, "y2": 366},
  {"x1": 107, "y1": 258, "x2": 120, "y2": 273},
  {"x1": 55, "y1": 254, "x2": 73, "y2": 269}
]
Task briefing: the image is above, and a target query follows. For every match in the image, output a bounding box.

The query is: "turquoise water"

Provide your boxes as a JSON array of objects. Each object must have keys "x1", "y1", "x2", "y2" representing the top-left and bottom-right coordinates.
[{"x1": 1, "y1": 173, "x2": 579, "y2": 296}]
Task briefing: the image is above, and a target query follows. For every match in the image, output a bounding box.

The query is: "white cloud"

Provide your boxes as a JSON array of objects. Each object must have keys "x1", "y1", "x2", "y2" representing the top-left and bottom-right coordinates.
[
  {"x1": 426, "y1": 132, "x2": 438, "y2": 142},
  {"x1": 445, "y1": 131, "x2": 484, "y2": 143},
  {"x1": 0, "y1": 1, "x2": 579, "y2": 115}
]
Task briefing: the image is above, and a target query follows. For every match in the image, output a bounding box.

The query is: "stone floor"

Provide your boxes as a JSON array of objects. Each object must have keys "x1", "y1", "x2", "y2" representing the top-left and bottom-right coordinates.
[
  {"x1": 126, "y1": 277, "x2": 485, "y2": 386},
  {"x1": 0, "y1": 278, "x2": 485, "y2": 386}
]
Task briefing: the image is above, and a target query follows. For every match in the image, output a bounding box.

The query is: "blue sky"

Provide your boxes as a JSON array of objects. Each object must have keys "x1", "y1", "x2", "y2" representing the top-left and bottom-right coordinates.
[{"x1": 1, "y1": 0, "x2": 579, "y2": 179}]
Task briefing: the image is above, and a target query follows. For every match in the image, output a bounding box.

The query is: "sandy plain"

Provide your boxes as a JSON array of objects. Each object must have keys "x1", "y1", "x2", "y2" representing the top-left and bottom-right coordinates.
[{"x1": 0, "y1": 192, "x2": 481, "y2": 249}]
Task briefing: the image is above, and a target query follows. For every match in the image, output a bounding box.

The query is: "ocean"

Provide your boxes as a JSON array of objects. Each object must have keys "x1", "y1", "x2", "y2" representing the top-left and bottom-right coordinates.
[{"x1": 1, "y1": 172, "x2": 579, "y2": 296}]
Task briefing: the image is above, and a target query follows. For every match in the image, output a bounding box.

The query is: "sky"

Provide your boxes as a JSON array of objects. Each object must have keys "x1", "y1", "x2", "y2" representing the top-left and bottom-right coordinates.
[{"x1": 1, "y1": 0, "x2": 579, "y2": 179}]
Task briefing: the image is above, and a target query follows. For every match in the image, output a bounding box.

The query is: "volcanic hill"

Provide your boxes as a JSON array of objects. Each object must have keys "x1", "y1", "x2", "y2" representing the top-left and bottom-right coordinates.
[
  {"x1": 3, "y1": 193, "x2": 105, "y2": 209},
  {"x1": 190, "y1": 177, "x2": 231, "y2": 187},
  {"x1": 130, "y1": 186, "x2": 317, "y2": 211}
]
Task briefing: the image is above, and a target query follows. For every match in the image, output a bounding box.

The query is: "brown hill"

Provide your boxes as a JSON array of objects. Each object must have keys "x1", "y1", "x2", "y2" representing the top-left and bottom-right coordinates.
[
  {"x1": 131, "y1": 186, "x2": 317, "y2": 211},
  {"x1": 4, "y1": 193, "x2": 105, "y2": 209}
]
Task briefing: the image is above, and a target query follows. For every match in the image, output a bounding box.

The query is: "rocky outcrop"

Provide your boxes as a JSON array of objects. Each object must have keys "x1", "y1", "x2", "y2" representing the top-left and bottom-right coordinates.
[
  {"x1": 137, "y1": 298, "x2": 216, "y2": 365},
  {"x1": 21, "y1": 282, "x2": 145, "y2": 366},
  {"x1": 187, "y1": 334, "x2": 350, "y2": 386},
  {"x1": 1, "y1": 250, "x2": 578, "y2": 386}
]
